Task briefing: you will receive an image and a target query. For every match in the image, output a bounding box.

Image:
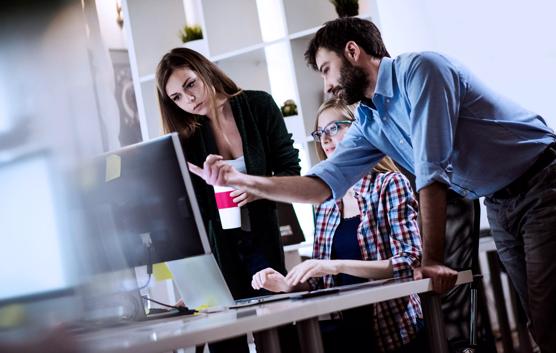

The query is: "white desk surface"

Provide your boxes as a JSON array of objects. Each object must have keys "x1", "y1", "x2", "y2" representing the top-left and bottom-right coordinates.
[
  {"x1": 283, "y1": 241, "x2": 312, "y2": 253},
  {"x1": 81, "y1": 270, "x2": 472, "y2": 353}
]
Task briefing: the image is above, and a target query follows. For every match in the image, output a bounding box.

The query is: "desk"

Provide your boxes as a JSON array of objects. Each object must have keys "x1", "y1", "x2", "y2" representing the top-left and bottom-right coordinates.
[{"x1": 81, "y1": 270, "x2": 473, "y2": 353}]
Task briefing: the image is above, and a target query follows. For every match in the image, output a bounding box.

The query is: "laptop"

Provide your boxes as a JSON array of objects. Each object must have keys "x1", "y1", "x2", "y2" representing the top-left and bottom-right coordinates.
[{"x1": 166, "y1": 255, "x2": 293, "y2": 311}]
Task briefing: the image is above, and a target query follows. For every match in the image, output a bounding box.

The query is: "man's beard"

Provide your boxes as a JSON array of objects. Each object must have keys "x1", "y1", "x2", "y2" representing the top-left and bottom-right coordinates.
[{"x1": 337, "y1": 58, "x2": 370, "y2": 105}]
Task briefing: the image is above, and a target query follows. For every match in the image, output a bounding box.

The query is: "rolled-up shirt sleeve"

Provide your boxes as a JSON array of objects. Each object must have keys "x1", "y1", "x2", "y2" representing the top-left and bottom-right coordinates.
[
  {"x1": 308, "y1": 120, "x2": 384, "y2": 200},
  {"x1": 404, "y1": 52, "x2": 461, "y2": 192}
]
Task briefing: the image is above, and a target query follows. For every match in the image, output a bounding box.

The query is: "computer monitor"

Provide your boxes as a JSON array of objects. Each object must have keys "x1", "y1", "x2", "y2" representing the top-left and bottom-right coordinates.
[
  {"x1": 0, "y1": 150, "x2": 74, "y2": 304},
  {"x1": 78, "y1": 133, "x2": 211, "y2": 272}
]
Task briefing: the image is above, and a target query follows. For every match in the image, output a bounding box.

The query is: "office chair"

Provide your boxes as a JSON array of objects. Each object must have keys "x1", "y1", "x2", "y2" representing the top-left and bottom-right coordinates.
[{"x1": 396, "y1": 165, "x2": 497, "y2": 353}]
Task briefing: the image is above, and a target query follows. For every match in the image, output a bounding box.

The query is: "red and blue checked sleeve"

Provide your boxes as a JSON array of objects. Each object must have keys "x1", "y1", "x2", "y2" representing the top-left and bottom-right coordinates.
[{"x1": 383, "y1": 173, "x2": 422, "y2": 280}]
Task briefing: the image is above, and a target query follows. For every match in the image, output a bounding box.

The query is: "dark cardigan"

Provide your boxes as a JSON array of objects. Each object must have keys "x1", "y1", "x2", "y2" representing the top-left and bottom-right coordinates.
[{"x1": 182, "y1": 90, "x2": 301, "y2": 299}]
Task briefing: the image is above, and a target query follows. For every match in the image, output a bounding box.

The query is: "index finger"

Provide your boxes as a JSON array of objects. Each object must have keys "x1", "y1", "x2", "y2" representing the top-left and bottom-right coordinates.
[
  {"x1": 187, "y1": 162, "x2": 204, "y2": 178},
  {"x1": 285, "y1": 261, "x2": 306, "y2": 280},
  {"x1": 285, "y1": 266, "x2": 297, "y2": 282},
  {"x1": 205, "y1": 154, "x2": 223, "y2": 166},
  {"x1": 286, "y1": 265, "x2": 306, "y2": 286}
]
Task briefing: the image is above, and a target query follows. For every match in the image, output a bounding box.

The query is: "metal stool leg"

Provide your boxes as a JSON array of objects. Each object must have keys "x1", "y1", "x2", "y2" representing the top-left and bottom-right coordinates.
[
  {"x1": 462, "y1": 281, "x2": 479, "y2": 353},
  {"x1": 487, "y1": 250, "x2": 515, "y2": 353},
  {"x1": 296, "y1": 318, "x2": 324, "y2": 353},
  {"x1": 254, "y1": 328, "x2": 282, "y2": 353},
  {"x1": 422, "y1": 293, "x2": 449, "y2": 353}
]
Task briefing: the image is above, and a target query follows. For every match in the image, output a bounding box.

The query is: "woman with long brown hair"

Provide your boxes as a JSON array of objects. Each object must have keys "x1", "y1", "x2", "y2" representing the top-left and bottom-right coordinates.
[{"x1": 156, "y1": 47, "x2": 300, "y2": 353}]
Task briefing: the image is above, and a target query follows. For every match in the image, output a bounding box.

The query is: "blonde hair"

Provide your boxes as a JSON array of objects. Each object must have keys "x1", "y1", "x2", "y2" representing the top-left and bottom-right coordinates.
[{"x1": 313, "y1": 98, "x2": 399, "y2": 174}]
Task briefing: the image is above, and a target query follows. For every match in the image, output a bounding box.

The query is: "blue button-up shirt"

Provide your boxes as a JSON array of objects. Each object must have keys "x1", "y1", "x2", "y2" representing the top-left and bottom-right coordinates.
[{"x1": 309, "y1": 52, "x2": 555, "y2": 200}]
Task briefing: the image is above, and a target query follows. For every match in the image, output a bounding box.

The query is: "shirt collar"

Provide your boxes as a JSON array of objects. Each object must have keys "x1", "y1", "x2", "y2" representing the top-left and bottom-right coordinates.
[{"x1": 373, "y1": 57, "x2": 395, "y2": 99}]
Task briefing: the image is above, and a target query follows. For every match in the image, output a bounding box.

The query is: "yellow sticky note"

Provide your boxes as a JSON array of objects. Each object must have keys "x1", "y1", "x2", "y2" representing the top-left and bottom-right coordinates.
[
  {"x1": 105, "y1": 154, "x2": 121, "y2": 182},
  {"x1": 0, "y1": 304, "x2": 25, "y2": 329},
  {"x1": 195, "y1": 304, "x2": 209, "y2": 312},
  {"x1": 153, "y1": 263, "x2": 174, "y2": 281}
]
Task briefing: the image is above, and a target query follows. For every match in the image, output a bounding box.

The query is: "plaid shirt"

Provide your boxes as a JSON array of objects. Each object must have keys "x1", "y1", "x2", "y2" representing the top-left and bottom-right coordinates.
[{"x1": 309, "y1": 171, "x2": 423, "y2": 352}]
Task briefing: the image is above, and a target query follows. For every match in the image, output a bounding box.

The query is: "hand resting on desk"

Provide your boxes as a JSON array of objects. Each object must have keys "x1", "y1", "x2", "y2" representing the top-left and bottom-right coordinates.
[
  {"x1": 251, "y1": 268, "x2": 293, "y2": 293},
  {"x1": 253, "y1": 258, "x2": 394, "y2": 293},
  {"x1": 251, "y1": 260, "x2": 339, "y2": 293}
]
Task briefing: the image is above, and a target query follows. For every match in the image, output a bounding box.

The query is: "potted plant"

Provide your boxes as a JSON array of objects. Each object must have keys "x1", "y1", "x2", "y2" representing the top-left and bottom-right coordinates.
[
  {"x1": 179, "y1": 24, "x2": 208, "y2": 55},
  {"x1": 329, "y1": 0, "x2": 359, "y2": 18},
  {"x1": 280, "y1": 99, "x2": 298, "y2": 117},
  {"x1": 179, "y1": 25, "x2": 203, "y2": 43}
]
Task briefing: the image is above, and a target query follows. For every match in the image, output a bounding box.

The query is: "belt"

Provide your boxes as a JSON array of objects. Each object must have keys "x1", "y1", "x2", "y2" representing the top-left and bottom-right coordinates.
[{"x1": 493, "y1": 142, "x2": 556, "y2": 199}]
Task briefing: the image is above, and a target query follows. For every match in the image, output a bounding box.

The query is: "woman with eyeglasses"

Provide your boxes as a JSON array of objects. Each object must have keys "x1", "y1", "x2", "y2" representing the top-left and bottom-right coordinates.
[{"x1": 251, "y1": 98, "x2": 426, "y2": 353}]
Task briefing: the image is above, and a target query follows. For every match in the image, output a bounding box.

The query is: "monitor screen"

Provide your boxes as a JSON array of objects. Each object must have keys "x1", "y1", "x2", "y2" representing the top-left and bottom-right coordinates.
[
  {"x1": 0, "y1": 151, "x2": 72, "y2": 303},
  {"x1": 78, "y1": 133, "x2": 210, "y2": 271}
]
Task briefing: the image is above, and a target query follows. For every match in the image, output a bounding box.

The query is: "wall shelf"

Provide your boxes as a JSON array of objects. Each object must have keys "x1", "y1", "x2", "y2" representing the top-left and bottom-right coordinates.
[{"x1": 210, "y1": 37, "x2": 285, "y2": 63}]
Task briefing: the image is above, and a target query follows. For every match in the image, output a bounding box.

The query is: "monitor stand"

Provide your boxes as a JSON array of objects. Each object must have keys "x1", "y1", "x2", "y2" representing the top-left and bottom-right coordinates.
[{"x1": 78, "y1": 269, "x2": 149, "y2": 328}]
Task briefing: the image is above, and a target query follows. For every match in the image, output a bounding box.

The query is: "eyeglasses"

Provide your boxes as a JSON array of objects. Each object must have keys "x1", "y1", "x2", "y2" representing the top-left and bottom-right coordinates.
[{"x1": 311, "y1": 120, "x2": 352, "y2": 143}]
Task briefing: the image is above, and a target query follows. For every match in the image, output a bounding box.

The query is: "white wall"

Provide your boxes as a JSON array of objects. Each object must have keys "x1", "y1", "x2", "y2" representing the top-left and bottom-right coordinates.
[
  {"x1": 96, "y1": 0, "x2": 128, "y2": 49},
  {"x1": 377, "y1": 0, "x2": 556, "y2": 129},
  {"x1": 376, "y1": 0, "x2": 556, "y2": 228}
]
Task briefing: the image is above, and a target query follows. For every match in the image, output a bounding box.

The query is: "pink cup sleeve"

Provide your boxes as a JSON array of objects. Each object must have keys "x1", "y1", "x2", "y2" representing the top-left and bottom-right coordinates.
[{"x1": 215, "y1": 191, "x2": 237, "y2": 209}]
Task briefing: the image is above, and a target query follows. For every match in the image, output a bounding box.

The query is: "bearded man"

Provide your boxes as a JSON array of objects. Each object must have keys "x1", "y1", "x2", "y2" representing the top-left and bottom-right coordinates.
[{"x1": 189, "y1": 17, "x2": 556, "y2": 353}]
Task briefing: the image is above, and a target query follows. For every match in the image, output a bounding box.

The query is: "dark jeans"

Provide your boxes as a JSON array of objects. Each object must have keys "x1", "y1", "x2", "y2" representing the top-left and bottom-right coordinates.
[{"x1": 485, "y1": 160, "x2": 556, "y2": 353}]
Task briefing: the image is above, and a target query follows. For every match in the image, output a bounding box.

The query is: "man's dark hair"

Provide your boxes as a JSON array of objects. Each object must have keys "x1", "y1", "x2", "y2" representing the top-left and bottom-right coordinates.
[{"x1": 305, "y1": 17, "x2": 390, "y2": 71}]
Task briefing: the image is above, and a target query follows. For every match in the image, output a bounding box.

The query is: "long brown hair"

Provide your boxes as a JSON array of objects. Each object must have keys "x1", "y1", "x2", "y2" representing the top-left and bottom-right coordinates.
[
  {"x1": 155, "y1": 47, "x2": 241, "y2": 138},
  {"x1": 313, "y1": 98, "x2": 398, "y2": 173}
]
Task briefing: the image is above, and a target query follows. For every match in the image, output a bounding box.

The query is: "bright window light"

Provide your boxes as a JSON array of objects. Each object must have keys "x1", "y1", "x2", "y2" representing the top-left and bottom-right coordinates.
[
  {"x1": 183, "y1": 0, "x2": 201, "y2": 26},
  {"x1": 291, "y1": 142, "x2": 314, "y2": 240},
  {"x1": 264, "y1": 42, "x2": 297, "y2": 107},
  {"x1": 0, "y1": 155, "x2": 69, "y2": 301},
  {"x1": 256, "y1": 0, "x2": 287, "y2": 42}
]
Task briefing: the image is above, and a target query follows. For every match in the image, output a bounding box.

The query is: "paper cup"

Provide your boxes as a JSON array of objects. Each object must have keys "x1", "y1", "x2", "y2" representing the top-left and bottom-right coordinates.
[{"x1": 214, "y1": 186, "x2": 241, "y2": 229}]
